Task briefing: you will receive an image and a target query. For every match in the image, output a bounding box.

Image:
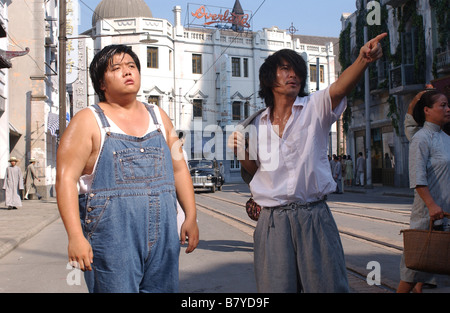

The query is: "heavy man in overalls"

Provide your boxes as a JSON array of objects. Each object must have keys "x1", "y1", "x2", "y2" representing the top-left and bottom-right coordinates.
[{"x1": 56, "y1": 45, "x2": 199, "y2": 293}]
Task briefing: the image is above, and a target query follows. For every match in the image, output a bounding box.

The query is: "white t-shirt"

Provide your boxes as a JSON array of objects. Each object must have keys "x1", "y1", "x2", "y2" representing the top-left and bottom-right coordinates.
[
  {"x1": 78, "y1": 105, "x2": 166, "y2": 194},
  {"x1": 249, "y1": 87, "x2": 346, "y2": 207}
]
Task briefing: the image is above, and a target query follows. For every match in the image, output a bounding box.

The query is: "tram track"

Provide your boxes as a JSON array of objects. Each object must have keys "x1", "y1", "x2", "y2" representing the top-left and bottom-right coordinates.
[
  {"x1": 198, "y1": 192, "x2": 409, "y2": 228},
  {"x1": 196, "y1": 193, "x2": 404, "y2": 252},
  {"x1": 195, "y1": 194, "x2": 398, "y2": 292}
]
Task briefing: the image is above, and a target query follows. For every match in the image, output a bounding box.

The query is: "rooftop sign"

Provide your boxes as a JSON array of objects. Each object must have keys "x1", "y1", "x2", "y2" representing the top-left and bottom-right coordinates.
[{"x1": 188, "y1": 4, "x2": 252, "y2": 31}]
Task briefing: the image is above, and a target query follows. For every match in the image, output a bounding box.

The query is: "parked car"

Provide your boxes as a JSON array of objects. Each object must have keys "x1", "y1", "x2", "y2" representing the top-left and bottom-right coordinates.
[{"x1": 188, "y1": 159, "x2": 223, "y2": 192}]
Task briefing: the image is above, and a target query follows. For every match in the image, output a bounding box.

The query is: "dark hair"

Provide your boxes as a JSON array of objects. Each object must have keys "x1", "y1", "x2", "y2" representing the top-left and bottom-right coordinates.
[
  {"x1": 443, "y1": 122, "x2": 450, "y2": 136},
  {"x1": 412, "y1": 90, "x2": 447, "y2": 126},
  {"x1": 89, "y1": 45, "x2": 141, "y2": 102},
  {"x1": 258, "y1": 49, "x2": 308, "y2": 108}
]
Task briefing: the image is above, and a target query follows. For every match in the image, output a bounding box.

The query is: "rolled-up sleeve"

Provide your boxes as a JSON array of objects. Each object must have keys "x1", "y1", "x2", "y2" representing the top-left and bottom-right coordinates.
[{"x1": 404, "y1": 114, "x2": 420, "y2": 142}]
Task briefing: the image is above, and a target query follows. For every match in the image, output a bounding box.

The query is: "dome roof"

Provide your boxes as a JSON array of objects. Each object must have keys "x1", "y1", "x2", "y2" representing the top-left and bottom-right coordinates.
[{"x1": 92, "y1": 0, "x2": 153, "y2": 26}]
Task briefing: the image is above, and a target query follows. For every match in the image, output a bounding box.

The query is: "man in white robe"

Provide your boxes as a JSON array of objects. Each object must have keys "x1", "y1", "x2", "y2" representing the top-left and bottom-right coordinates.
[{"x1": 3, "y1": 157, "x2": 24, "y2": 209}]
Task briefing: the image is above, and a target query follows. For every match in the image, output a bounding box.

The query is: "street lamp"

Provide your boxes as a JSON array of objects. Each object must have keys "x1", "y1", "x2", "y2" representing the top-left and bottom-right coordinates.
[
  {"x1": 140, "y1": 33, "x2": 158, "y2": 44},
  {"x1": 364, "y1": 0, "x2": 372, "y2": 188}
]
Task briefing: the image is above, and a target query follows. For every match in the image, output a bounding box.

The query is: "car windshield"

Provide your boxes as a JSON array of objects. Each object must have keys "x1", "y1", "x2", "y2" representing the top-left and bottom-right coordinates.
[{"x1": 189, "y1": 160, "x2": 213, "y2": 169}]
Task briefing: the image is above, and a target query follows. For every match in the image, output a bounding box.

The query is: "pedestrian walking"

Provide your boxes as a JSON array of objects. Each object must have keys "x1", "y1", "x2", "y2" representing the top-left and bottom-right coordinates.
[
  {"x1": 397, "y1": 90, "x2": 450, "y2": 293},
  {"x1": 333, "y1": 155, "x2": 343, "y2": 194},
  {"x1": 56, "y1": 45, "x2": 198, "y2": 293},
  {"x1": 229, "y1": 33, "x2": 387, "y2": 292},
  {"x1": 345, "y1": 155, "x2": 353, "y2": 186},
  {"x1": 24, "y1": 158, "x2": 41, "y2": 200},
  {"x1": 355, "y1": 152, "x2": 365, "y2": 186},
  {"x1": 3, "y1": 157, "x2": 24, "y2": 210}
]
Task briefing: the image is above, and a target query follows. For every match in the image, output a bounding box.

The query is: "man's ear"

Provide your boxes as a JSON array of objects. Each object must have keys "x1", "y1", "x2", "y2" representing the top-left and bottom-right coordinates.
[{"x1": 100, "y1": 79, "x2": 106, "y2": 91}]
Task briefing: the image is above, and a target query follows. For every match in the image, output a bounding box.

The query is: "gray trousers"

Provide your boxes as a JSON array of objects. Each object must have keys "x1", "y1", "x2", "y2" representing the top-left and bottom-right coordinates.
[{"x1": 253, "y1": 199, "x2": 349, "y2": 293}]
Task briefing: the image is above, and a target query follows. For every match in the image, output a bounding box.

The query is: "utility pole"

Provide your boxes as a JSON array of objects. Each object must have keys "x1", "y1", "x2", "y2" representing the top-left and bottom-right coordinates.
[
  {"x1": 58, "y1": 0, "x2": 66, "y2": 139},
  {"x1": 364, "y1": 0, "x2": 372, "y2": 188}
]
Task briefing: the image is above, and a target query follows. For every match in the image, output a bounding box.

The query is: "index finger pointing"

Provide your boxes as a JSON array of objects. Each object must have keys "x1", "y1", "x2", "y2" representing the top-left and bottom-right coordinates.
[{"x1": 371, "y1": 33, "x2": 388, "y2": 45}]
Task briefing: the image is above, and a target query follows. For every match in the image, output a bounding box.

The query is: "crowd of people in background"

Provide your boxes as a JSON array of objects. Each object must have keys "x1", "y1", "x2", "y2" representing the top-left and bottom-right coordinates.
[{"x1": 329, "y1": 153, "x2": 360, "y2": 194}]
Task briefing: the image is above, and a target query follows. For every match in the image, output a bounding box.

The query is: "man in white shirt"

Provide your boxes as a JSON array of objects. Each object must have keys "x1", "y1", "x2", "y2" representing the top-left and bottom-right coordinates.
[{"x1": 229, "y1": 33, "x2": 386, "y2": 292}]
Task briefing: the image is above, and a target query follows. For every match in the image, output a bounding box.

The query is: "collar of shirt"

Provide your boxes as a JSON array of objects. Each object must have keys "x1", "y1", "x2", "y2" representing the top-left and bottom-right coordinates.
[
  {"x1": 259, "y1": 96, "x2": 306, "y2": 122},
  {"x1": 423, "y1": 121, "x2": 442, "y2": 133},
  {"x1": 249, "y1": 87, "x2": 345, "y2": 206}
]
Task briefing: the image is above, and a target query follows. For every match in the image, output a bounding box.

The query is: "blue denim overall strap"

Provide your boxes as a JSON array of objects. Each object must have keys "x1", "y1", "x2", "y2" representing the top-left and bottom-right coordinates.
[{"x1": 79, "y1": 103, "x2": 179, "y2": 293}]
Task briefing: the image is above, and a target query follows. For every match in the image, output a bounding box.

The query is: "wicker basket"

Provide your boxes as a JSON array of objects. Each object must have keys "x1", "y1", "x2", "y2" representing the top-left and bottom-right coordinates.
[{"x1": 401, "y1": 213, "x2": 450, "y2": 275}]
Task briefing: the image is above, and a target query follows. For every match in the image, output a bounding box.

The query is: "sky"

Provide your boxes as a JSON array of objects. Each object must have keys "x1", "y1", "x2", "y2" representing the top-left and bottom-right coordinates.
[{"x1": 78, "y1": 0, "x2": 358, "y2": 38}]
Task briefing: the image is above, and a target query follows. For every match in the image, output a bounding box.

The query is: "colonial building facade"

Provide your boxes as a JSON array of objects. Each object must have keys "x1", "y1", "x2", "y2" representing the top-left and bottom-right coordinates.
[
  {"x1": 0, "y1": 0, "x2": 54, "y2": 201},
  {"x1": 1, "y1": 0, "x2": 342, "y2": 200},
  {"x1": 340, "y1": 0, "x2": 449, "y2": 187},
  {"x1": 76, "y1": 0, "x2": 340, "y2": 182}
]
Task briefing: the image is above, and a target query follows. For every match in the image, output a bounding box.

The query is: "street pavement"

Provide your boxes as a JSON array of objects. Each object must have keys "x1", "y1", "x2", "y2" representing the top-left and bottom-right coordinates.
[{"x1": 0, "y1": 184, "x2": 448, "y2": 293}]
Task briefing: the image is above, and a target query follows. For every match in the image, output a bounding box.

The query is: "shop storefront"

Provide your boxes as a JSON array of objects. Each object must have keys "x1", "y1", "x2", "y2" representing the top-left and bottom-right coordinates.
[{"x1": 354, "y1": 125, "x2": 395, "y2": 186}]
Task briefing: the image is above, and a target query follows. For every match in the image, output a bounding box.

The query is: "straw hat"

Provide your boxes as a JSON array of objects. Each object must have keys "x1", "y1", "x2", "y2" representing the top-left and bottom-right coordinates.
[
  {"x1": 29, "y1": 158, "x2": 36, "y2": 163},
  {"x1": 8, "y1": 156, "x2": 18, "y2": 162}
]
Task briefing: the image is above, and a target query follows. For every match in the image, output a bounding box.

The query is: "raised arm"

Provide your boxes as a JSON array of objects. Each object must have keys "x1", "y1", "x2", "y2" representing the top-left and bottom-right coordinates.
[{"x1": 329, "y1": 33, "x2": 387, "y2": 109}]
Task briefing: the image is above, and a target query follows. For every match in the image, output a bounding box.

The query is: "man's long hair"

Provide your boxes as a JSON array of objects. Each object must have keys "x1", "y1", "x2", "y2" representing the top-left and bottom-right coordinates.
[{"x1": 258, "y1": 49, "x2": 308, "y2": 108}]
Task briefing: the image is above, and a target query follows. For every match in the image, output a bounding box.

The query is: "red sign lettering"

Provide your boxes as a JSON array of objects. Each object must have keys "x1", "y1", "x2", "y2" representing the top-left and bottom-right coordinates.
[{"x1": 191, "y1": 5, "x2": 250, "y2": 28}]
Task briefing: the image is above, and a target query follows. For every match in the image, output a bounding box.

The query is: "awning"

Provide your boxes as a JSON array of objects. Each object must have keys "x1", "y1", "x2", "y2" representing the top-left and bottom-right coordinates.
[
  {"x1": 9, "y1": 122, "x2": 21, "y2": 137},
  {"x1": 0, "y1": 47, "x2": 30, "y2": 69},
  {"x1": 47, "y1": 112, "x2": 70, "y2": 137}
]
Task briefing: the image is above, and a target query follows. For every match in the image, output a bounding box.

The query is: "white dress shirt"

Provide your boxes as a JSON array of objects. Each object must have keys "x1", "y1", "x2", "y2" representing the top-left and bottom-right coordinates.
[{"x1": 248, "y1": 86, "x2": 346, "y2": 207}]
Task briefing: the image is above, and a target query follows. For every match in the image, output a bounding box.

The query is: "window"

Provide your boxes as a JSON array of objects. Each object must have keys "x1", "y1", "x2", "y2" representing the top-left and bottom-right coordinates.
[
  {"x1": 147, "y1": 47, "x2": 158, "y2": 68},
  {"x1": 244, "y1": 101, "x2": 250, "y2": 119},
  {"x1": 232, "y1": 57, "x2": 241, "y2": 77},
  {"x1": 232, "y1": 101, "x2": 241, "y2": 120},
  {"x1": 193, "y1": 99, "x2": 203, "y2": 118},
  {"x1": 192, "y1": 54, "x2": 202, "y2": 74},
  {"x1": 309, "y1": 64, "x2": 324, "y2": 83},
  {"x1": 230, "y1": 156, "x2": 240, "y2": 169},
  {"x1": 243, "y1": 58, "x2": 249, "y2": 77},
  {"x1": 148, "y1": 96, "x2": 159, "y2": 106}
]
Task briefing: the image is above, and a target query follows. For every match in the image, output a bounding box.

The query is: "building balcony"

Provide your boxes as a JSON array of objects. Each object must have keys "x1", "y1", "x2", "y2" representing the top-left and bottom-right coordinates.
[
  {"x1": 436, "y1": 49, "x2": 450, "y2": 76},
  {"x1": 389, "y1": 63, "x2": 423, "y2": 95}
]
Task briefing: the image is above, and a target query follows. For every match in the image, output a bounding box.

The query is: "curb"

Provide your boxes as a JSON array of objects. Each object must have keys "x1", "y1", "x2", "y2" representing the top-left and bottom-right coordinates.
[{"x1": 0, "y1": 204, "x2": 61, "y2": 259}]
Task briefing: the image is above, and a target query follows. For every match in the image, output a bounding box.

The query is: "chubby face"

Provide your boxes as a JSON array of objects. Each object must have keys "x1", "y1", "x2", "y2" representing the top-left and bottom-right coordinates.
[
  {"x1": 100, "y1": 53, "x2": 141, "y2": 101},
  {"x1": 425, "y1": 94, "x2": 450, "y2": 127},
  {"x1": 272, "y1": 60, "x2": 302, "y2": 100}
]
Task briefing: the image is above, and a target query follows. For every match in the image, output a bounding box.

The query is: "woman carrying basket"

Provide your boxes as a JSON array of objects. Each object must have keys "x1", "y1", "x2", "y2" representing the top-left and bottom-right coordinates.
[{"x1": 397, "y1": 90, "x2": 450, "y2": 293}]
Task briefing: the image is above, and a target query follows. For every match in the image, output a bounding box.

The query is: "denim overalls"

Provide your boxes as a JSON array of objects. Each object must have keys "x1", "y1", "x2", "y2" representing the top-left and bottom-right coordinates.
[{"x1": 78, "y1": 104, "x2": 180, "y2": 293}]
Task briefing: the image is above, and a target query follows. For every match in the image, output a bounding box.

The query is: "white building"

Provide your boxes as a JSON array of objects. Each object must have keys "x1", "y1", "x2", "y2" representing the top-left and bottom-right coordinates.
[
  {"x1": 75, "y1": 0, "x2": 340, "y2": 182},
  {"x1": 0, "y1": 0, "x2": 57, "y2": 201},
  {"x1": 4, "y1": 0, "x2": 60, "y2": 199}
]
